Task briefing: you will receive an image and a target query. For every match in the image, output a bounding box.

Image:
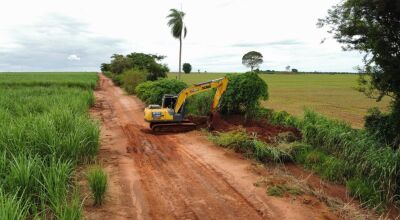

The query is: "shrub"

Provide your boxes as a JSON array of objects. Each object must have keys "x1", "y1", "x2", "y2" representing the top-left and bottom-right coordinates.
[
  {"x1": 183, "y1": 63, "x2": 192, "y2": 74},
  {"x1": 135, "y1": 79, "x2": 187, "y2": 105},
  {"x1": 364, "y1": 107, "x2": 400, "y2": 148},
  {"x1": 111, "y1": 74, "x2": 123, "y2": 86},
  {"x1": 87, "y1": 166, "x2": 108, "y2": 206},
  {"x1": 268, "y1": 110, "x2": 299, "y2": 127},
  {"x1": 254, "y1": 106, "x2": 273, "y2": 119},
  {"x1": 186, "y1": 90, "x2": 214, "y2": 116},
  {"x1": 121, "y1": 68, "x2": 148, "y2": 94},
  {"x1": 220, "y1": 72, "x2": 269, "y2": 120}
]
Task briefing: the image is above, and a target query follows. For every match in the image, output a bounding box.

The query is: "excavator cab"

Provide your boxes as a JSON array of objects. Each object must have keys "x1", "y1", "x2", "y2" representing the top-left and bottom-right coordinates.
[{"x1": 161, "y1": 95, "x2": 177, "y2": 109}]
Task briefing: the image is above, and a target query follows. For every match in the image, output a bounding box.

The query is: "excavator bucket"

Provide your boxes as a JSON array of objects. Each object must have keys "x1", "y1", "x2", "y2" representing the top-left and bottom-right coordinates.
[{"x1": 207, "y1": 112, "x2": 220, "y2": 131}]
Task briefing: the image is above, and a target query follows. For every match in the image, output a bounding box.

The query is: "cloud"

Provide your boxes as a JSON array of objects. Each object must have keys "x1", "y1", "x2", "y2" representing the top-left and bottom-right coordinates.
[
  {"x1": 67, "y1": 54, "x2": 80, "y2": 61},
  {"x1": 0, "y1": 14, "x2": 127, "y2": 71},
  {"x1": 231, "y1": 40, "x2": 304, "y2": 48}
]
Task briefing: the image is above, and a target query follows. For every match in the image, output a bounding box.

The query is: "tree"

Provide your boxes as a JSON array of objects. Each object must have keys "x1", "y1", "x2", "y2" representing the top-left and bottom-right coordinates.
[
  {"x1": 285, "y1": 65, "x2": 291, "y2": 72},
  {"x1": 167, "y1": 9, "x2": 187, "y2": 79},
  {"x1": 220, "y1": 72, "x2": 269, "y2": 121},
  {"x1": 291, "y1": 69, "x2": 298, "y2": 73},
  {"x1": 100, "y1": 63, "x2": 110, "y2": 72},
  {"x1": 182, "y1": 63, "x2": 192, "y2": 74},
  {"x1": 319, "y1": 0, "x2": 400, "y2": 147},
  {"x1": 242, "y1": 51, "x2": 263, "y2": 71},
  {"x1": 110, "y1": 54, "x2": 131, "y2": 74},
  {"x1": 126, "y1": 53, "x2": 169, "y2": 80},
  {"x1": 106, "y1": 53, "x2": 169, "y2": 80}
]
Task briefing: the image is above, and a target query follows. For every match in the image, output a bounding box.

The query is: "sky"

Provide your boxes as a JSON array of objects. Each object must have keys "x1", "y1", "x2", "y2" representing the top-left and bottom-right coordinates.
[{"x1": 0, "y1": 0, "x2": 364, "y2": 72}]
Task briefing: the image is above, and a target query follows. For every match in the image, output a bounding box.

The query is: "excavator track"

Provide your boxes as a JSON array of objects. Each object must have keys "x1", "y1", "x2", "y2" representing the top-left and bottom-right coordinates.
[{"x1": 150, "y1": 121, "x2": 197, "y2": 133}]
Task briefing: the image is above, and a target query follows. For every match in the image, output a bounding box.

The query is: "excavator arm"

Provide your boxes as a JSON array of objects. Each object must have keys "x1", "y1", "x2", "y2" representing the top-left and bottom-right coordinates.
[{"x1": 174, "y1": 76, "x2": 228, "y2": 113}]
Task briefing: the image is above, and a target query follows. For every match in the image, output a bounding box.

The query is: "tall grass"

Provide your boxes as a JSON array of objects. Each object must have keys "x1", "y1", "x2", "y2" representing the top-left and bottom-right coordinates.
[
  {"x1": 0, "y1": 190, "x2": 28, "y2": 220},
  {"x1": 209, "y1": 129, "x2": 294, "y2": 163},
  {"x1": 0, "y1": 72, "x2": 99, "y2": 218},
  {"x1": 87, "y1": 166, "x2": 108, "y2": 206},
  {"x1": 269, "y1": 108, "x2": 400, "y2": 208},
  {"x1": 0, "y1": 72, "x2": 98, "y2": 89}
]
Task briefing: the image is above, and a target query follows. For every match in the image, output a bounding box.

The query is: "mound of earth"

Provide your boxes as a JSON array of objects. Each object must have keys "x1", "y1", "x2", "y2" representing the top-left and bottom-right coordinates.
[{"x1": 188, "y1": 113, "x2": 302, "y2": 143}]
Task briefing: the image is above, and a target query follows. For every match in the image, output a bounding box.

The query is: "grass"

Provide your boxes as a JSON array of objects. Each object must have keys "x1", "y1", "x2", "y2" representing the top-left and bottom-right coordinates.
[
  {"x1": 168, "y1": 72, "x2": 390, "y2": 128},
  {"x1": 0, "y1": 72, "x2": 99, "y2": 218},
  {"x1": 269, "y1": 109, "x2": 400, "y2": 209},
  {"x1": 0, "y1": 190, "x2": 28, "y2": 219},
  {"x1": 0, "y1": 72, "x2": 98, "y2": 89},
  {"x1": 208, "y1": 129, "x2": 294, "y2": 163},
  {"x1": 87, "y1": 166, "x2": 108, "y2": 206},
  {"x1": 267, "y1": 184, "x2": 304, "y2": 197}
]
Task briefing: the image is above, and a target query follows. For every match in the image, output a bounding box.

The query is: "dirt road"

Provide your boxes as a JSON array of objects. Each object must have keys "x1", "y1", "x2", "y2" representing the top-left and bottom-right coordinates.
[{"x1": 85, "y1": 74, "x2": 340, "y2": 220}]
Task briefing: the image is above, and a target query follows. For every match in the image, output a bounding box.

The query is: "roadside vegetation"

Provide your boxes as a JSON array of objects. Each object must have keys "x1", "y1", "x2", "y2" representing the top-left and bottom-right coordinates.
[
  {"x1": 87, "y1": 166, "x2": 108, "y2": 206},
  {"x1": 0, "y1": 72, "x2": 99, "y2": 219}
]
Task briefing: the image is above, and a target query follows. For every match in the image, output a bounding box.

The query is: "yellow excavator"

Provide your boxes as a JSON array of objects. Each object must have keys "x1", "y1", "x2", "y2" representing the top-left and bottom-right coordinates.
[{"x1": 144, "y1": 77, "x2": 228, "y2": 132}]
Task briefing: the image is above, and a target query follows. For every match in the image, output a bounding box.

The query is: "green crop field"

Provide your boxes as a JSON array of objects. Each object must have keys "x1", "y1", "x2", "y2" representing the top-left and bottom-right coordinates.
[
  {"x1": 0, "y1": 72, "x2": 99, "y2": 218},
  {"x1": 168, "y1": 73, "x2": 390, "y2": 128}
]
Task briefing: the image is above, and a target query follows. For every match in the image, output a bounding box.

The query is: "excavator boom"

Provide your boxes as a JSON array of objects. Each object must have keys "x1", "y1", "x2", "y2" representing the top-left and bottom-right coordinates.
[{"x1": 174, "y1": 77, "x2": 228, "y2": 113}]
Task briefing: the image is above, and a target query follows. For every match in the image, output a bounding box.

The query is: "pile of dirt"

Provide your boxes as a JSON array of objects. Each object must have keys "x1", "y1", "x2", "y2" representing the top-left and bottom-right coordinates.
[{"x1": 189, "y1": 113, "x2": 302, "y2": 143}]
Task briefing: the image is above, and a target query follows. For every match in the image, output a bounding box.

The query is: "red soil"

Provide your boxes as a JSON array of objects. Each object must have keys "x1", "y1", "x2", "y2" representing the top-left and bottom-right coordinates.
[{"x1": 192, "y1": 113, "x2": 302, "y2": 143}]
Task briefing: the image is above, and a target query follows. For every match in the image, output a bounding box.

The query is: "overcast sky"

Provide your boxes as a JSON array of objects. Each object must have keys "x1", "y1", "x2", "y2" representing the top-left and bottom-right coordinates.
[{"x1": 0, "y1": 0, "x2": 364, "y2": 72}]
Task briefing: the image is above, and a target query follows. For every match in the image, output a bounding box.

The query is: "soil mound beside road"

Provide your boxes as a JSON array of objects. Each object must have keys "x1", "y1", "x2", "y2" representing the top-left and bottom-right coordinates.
[{"x1": 190, "y1": 113, "x2": 301, "y2": 143}]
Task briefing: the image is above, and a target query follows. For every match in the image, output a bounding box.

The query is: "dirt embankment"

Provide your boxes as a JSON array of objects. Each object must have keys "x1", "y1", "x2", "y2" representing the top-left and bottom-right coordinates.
[{"x1": 82, "y1": 74, "x2": 364, "y2": 220}]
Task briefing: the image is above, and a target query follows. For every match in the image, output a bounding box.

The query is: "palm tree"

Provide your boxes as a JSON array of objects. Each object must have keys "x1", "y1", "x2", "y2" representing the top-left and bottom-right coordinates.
[{"x1": 167, "y1": 9, "x2": 187, "y2": 79}]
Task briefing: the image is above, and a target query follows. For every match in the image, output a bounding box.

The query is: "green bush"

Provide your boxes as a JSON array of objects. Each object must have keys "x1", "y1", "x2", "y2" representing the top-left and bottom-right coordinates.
[
  {"x1": 111, "y1": 74, "x2": 123, "y2": 86},
  {"x1": 268, "y1": 110, "x2": 299, "y2": 127},
  {"x1": 135, "y1": 79, "x2": 187, "y2": 105},
  {"x1": 364, "y1": 107, "x2": 400, "y2": 148},
  {"x1": 103, "y1": 71, "x2": 113, "y2": 79},
  {"x1": 121, "y1": 68, "x2": 148, "y2": 94},
  {"x1": 254, "y1": 106, "x2": 273, "y2": 119},
  {"x1": 87, "y1": 166, "x2": 108, "y2": 206},
  {"x1": 220, "y1": 72, "x2": 268, "y2": 120},
  {"x1": 186, "y1": 90, "x2": 214, "y2": 116}
]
